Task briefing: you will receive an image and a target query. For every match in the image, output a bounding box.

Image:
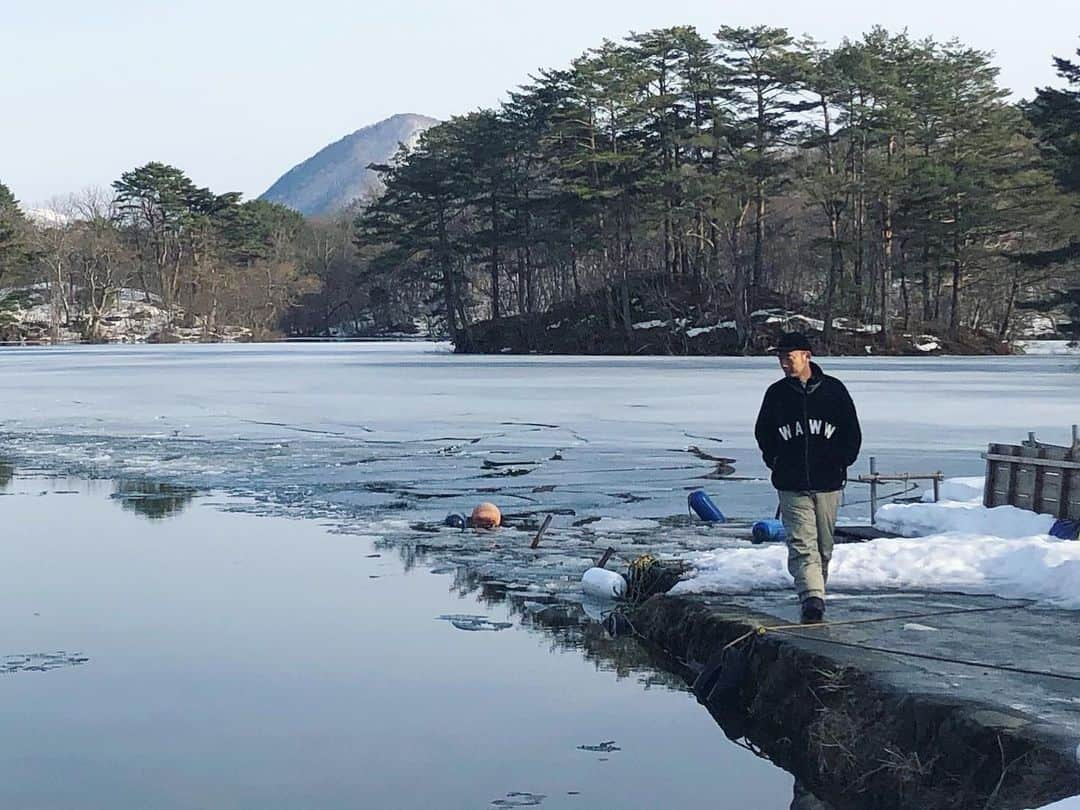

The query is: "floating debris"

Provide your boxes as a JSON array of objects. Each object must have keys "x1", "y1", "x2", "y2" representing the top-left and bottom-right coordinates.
[
  {"x1": 490, "y1": 792, "x2": 546, "y2": 807},
  {"x1": 2, "y1": 651, "x2": 89, "y2": 674},
  {"x1": 576, "y1": 740, "x2": 621, "y2": 752},
  {"x1": 481, "y1": 468, "x2": 533, "y2": 478},
  {"x1": 683, "y1": 445, "x2": 734, "y2": 464},
  {"x1": 437, "y1": 614, "x2": 513, "y2": 632},
  {"x1": 471, "y1": 502, "x2": 502, "y2": 528}
]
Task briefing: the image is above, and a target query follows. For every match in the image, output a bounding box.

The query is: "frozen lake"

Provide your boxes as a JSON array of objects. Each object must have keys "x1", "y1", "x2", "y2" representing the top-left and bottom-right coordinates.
[
  {"x1": 1, "y1": 342, "x2": 1076, "y2": 528},
  {"x1": 1, "y1": 342, "x2": 1077, "y2": 808}
]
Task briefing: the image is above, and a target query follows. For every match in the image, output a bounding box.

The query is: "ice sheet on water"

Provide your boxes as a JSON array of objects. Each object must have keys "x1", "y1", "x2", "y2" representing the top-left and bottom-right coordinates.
[
  {"x1": 582, "y1": 517, "x2": 660, "y2": 532},
  {"x1": 489, "y1": 793, "x2": 546, "y2": 808},
  {"x1": 437, "y1": 614, "x2": 513, "y2": 632},
  {"x1": 1, "y1": 344, "x2": 1078, "y2": 549}
]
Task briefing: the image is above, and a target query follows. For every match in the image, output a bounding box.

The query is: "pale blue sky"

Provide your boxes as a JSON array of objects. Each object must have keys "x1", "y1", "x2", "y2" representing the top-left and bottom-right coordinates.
[{"x1": 4, "y1": 0, "x2": 1078, "y2": 205}]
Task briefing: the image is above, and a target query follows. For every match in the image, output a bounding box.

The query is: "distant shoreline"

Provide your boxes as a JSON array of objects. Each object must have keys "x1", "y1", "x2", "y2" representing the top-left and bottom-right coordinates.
[{"x1": 2, "y1": 336, "x2": 1075, "y2": 357}]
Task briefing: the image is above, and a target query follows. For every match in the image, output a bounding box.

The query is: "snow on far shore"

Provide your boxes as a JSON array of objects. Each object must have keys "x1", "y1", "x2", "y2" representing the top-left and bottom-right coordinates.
[
  {"x1": 1015, "y1": 339, "x2": 1080, "y2": 355},
  {"x1": 673, "y1": 478, "x2": 1080, "y2": 610}
]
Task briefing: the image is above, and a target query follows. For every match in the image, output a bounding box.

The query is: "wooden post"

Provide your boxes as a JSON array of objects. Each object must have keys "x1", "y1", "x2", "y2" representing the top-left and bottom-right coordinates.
[
  {"x1": 933, "y1": 474, "x2": 941, "y2": 503},
  {"x1": 1069, "y1": 426, "x2": 1079, "y2": 521},
  {"x1": 869, "y1": 456, "x2": 878, "y2": 525},
  {"x1": 530, "y1": 514, "x2": 553, "y2": 549},
  {"x1": 596, "y1": 547, "x2": 616, "y2": 569}
]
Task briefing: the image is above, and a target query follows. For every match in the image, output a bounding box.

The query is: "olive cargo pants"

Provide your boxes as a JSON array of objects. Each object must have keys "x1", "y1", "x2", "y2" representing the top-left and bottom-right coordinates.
[{"x1": 778, "y1": 490, "x2": 842, "y2": 601}]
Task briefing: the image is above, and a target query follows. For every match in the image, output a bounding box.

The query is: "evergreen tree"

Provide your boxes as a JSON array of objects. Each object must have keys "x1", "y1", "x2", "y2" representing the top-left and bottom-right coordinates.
[
  {"x1": 1028, "y1": 45, "x2": 1080, "y2": 195},
  {"x1": 358, "y1": 125, "x2": 473, "y2": 343},
  {"x1": 0, "y1": 182, "x2": 28, "y2": 285},
  {"x1": 1021, "y1": 43, "x2": 1080, "y2": 337},
  {"x1": 715, "y1": 26, "x2": 809, "y2": 298}
]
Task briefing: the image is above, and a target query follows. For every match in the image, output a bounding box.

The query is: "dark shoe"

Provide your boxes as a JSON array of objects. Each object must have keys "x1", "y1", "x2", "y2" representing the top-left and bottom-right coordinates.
[{"x1": 800, "y1": 597, "x2": 825, "y2": 624}]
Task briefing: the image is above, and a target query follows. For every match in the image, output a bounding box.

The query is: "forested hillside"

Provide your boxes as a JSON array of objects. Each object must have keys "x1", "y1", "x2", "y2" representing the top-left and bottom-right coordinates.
[{"x1": 357, "y1": 26, "x2": 1080, "y2": 353}]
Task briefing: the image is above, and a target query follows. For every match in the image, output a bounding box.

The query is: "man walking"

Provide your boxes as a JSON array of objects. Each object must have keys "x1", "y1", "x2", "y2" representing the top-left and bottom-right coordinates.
[{"x1": 754, "y1": 332, "x2": 861, "y2": 623}]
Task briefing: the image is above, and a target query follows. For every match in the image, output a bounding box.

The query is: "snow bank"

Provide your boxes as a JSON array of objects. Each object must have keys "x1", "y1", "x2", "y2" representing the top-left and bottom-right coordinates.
[
  {"x1": 674, "y1": 477, "x2": 1080, "y2": 609},
  {"x1": 673, "y1": 531, "x2": 1080, "y2": 608},
  {"x1": 877, "y1": 500, "x2": 1056, "y2": 538}
]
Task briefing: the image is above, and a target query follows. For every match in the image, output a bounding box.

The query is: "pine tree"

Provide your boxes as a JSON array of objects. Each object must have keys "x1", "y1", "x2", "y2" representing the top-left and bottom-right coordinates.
[
  {"x1": 0, "y1": 182, "x2": 28, "y2": 285},
  {"x1": 358, "y1": 125, "x2": 473, "y2": 343},
  {"x1": 715, "y1": 26, "x2": 809, "y2": 298}
]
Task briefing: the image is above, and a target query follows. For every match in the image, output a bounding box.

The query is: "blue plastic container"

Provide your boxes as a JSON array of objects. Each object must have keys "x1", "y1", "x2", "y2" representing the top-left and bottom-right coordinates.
[
  {"x1": 751, "y1": 519, "x2": 787, "y2": 544},
  {"x1": 1050, "y1": 518, "x2": 1080, "y2": 540},
  {"x1": 688, "y1": 490, "x2": 725, "y2": 522}
]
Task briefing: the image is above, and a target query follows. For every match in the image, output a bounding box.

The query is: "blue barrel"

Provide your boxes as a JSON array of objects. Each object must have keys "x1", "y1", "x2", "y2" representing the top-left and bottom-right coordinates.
[
  {"x1": 751, "y1": 519, "x2": 787, "y2": 544},
  {"x1": 688, "y1": 490, "x2": 725, "y2": 522}
]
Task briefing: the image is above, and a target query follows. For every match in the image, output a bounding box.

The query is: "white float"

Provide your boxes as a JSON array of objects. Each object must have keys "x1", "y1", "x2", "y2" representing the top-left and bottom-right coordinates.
[{"x1": 581, "y1": 567, "x2": 626, "y2": 599}]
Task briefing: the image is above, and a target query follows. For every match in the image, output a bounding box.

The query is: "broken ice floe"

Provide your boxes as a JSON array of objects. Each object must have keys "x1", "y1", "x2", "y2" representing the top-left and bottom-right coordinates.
[{"x1": 437, "y1": 614, "x2": 513, "y2": 632}]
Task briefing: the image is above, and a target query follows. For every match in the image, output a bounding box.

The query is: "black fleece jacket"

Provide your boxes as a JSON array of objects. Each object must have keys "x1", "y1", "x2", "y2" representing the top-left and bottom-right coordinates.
[{"x1": 754, "y1": 362, "x2": 862, "y2": 492}]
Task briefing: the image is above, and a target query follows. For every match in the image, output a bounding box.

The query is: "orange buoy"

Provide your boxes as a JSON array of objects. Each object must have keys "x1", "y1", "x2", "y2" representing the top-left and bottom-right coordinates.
[{"x1": 471, "y1": 502, "x2": 502, "y2": 529}]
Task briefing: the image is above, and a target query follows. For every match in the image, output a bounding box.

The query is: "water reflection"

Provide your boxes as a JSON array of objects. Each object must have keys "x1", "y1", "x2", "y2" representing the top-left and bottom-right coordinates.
[
  {"x1": 0, "y1": 458, "x2": 14, "y2": 490},
  {"x1": 422, "y1": 548, "x2": 837, "y2": 809},
  {"x1": 453, "y1": 567, "x2": 688, "y2": 689},
  {"x1": 791, "y1": 781, "x2": 833, "y2": 810},
  {"x1": 0, "y1": 478, "x2": 796, "y2": 809},
  {"x1": 111, "y1": 480, "x2": 197, "y2": 520}
]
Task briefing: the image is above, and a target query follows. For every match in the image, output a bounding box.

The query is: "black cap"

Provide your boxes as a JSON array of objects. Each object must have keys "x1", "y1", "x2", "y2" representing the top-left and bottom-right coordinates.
[{"x1": 774, "y1": 331, "x2": 812, "y2": 353}]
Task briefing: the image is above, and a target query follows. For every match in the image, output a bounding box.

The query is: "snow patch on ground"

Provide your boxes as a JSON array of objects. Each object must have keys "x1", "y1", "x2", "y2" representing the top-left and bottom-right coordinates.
[
  {"x1": 686, "y1": 321, "x2": 735, "y2": 338},
  {"x1": 676, "y1": 478, "x2": 1080, "y2": 609},
  {"x1": 674, "y1": 530, "x2": 1080, "y2": 609},
  {"x1": 1015, "y1": 340, "x2": 1080, "y2": 356},
  {"x1": 749, "y1": 309, "x2": 882, "y2": 335},
  {"x1": 876, "y1": 500, "x2": 1055, "y2": 538},
  {"x1": 0, "y1": 285, "x2": 251, "y2": 343}
]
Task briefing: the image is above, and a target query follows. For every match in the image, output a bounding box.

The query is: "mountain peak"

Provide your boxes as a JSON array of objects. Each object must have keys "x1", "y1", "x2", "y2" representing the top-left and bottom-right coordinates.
[{"x1": 260, "y1": 113, "x2": 439, "y2": 218}]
